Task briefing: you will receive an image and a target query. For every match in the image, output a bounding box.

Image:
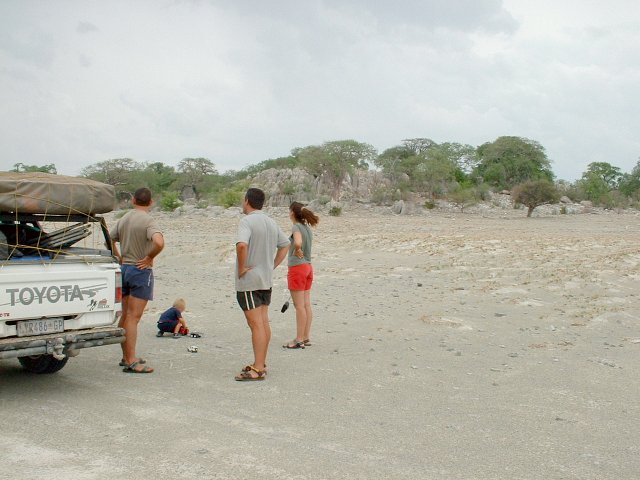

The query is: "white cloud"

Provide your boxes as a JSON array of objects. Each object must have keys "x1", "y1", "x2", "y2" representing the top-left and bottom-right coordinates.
[{"x1": 0, "y1": 0, "x2": 638, "y2": 181}]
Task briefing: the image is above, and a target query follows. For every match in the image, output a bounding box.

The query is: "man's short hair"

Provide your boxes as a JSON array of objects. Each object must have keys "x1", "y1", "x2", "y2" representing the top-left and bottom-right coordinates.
[
  {"x1": 134, "y1": 187, "x2": 152, "y2": 206},
  {"x1": 245, "y1": 188, "x2": 265, "y2": 210}
]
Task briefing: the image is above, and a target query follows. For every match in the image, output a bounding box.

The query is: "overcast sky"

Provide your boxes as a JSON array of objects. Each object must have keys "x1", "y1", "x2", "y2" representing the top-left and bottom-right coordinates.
[{"x1": 1, "y1": 0, "x2": 638, "y2": 181}]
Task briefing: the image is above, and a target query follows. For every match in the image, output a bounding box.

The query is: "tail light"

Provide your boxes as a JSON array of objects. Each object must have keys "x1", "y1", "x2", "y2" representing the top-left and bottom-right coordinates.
[{"x1": 115, "y1": 271, "x2": 122, "y2": 304}]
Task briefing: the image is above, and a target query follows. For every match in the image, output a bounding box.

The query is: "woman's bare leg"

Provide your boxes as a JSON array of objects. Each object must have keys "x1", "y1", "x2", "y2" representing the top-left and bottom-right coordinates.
[
  {"x1": 303, "y1": 289, "x2": 312, "y2": 341},
  {"x1": 290, "y1": 289, "x2": 306, "y2": 342}
]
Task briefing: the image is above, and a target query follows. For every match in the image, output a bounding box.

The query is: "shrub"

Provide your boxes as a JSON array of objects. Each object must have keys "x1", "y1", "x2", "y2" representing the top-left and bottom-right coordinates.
[
  {"x1": 392, "y1": 187, "x2": 411, "y2": 202},
  {"x1": 329, "y1": 206, "x2": 342, "y2": 216},
  {"x1": 301, "y1": 181, "x2": 314, "y2": 194},
  {"x1": 424, "y1": 200, "x2": 436, "y2": 210},
  {"x1": 475, "y1": 183, "x2": 491, "y2": 201},
  {"x1": 600, "y1": 190, "x2": 628, "y2": 211},
  {"x1": 512, "y1": 180, "x2": 560, "y2": 217},
  {"x1": 372, "y1": 187, "x2": 392, "y2": 205},
  {"x1": 318, "y1": 195, "x2": 331, "y2": 205},
  {"x1": 448, "y1": 187, "x2": 478, "y2": 212},
  {"x1": 282, "y1": 181, "x2": 296, "y2": 195},
  {"x1": 218, "y1": 189, "x2": 243, "y2": 208},
  {"x1": 160, "y1": 192, "x2": 183, "y2": 211}
]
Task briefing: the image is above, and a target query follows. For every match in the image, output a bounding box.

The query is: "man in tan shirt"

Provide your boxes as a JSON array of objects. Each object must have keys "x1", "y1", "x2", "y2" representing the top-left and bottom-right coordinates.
[{"x1": 110, "y1": 188, "x2": 164, "y2": 373}]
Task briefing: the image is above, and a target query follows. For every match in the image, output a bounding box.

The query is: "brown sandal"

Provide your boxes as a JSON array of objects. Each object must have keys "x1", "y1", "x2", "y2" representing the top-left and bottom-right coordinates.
[
  {"x1": 235, "y1": 365, "x2": 266, "y2": 381},
  {"x1": 283, "y1": 340, "x2": 305, "y2": 349}
]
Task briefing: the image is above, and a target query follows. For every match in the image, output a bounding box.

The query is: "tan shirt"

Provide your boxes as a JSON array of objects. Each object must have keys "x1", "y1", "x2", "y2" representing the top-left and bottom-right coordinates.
[{"x1": 109, "y1": 209, "x2": 162, "y2": 264}]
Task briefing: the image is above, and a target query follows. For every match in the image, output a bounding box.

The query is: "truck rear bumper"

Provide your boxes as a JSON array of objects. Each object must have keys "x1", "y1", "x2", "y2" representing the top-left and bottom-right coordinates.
[{"x1": 0, "y1": 326, "x2": 125, "y2": 360}]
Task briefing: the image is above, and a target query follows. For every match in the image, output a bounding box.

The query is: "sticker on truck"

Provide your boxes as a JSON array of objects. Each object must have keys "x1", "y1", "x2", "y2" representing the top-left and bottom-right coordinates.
[
  {"x1": 0, "y1": 281, "x2": 112, "y2": 319},
  {"x1": 2, "y1": 283, "x2": 108, "y2": 307}
]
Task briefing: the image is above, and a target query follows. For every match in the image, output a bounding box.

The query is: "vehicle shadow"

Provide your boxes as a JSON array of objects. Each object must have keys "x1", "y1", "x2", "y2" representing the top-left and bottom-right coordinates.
[{"x1": 0, "y1": 360, "x2": 84, "y2": 393}]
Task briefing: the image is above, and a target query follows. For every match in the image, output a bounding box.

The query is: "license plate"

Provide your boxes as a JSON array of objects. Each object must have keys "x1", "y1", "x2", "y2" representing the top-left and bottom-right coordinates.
[{"x1": 17, "y1": 318, "x2": 64, "y2": 337}]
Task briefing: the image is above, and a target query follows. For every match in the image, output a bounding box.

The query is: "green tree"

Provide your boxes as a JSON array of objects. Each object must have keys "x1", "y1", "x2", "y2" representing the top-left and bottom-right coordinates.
[
  {"x1": 583, "y1": 162, "x2": 622, "y2": 188},
  {"x1": 577, "y1": 174, "x2": 610, "y2": 205},
  {"x1": 294, "y1": 140, "x2": 376, "y2": 200},
  {"x1": 374, "y1": 145, "x2": 414, "y2": 183},
  {"x1": 401, "y1": 138, "x2": 437, "y2": 155},
  {"x1": 177, "y1": 158, "x2": 218, "y2": 198},
  {"x1": 512, "y1": 180, "x2": 560, "y2": 217},
  {"x1": 413, "y1": 147, "x2": 458, "y2": 197},
  {"x1": 619, "y1": 160, "x2": 640, "y2": 197},
  {"x1": 376, "y1": 140, "x2": 474, "y2": 195},
  {"x1": 80, "y1": 158, "x2": 143, "y2": 191},
  {"x1": 576, "y1": 162, "x2": 623, "y2": 205},
  {"x1": 474, "y1": 136, "x2": 554, "y2": 190},
  {"x1": 240, "y1": 156, "x2": 299, "y2": 178},
  {"x1": 436, "y1": 142, "x2": 478, "y2": 174},
  {"x1": 137, "y1": 162, "x2": 177, "y2": 193},
  {"x1": 13, "y1": 163, "x2": 57, "y2": 174}
]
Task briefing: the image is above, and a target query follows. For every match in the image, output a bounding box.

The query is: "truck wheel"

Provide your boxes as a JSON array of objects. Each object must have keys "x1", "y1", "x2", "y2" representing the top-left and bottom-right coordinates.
[{"x1": 18, "y1": 355, "x2": 69, "y2": 374}]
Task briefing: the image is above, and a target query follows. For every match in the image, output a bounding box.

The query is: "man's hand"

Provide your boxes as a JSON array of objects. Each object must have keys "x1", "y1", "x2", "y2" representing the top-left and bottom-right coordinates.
[
  {"x1": 136, "y1": 255, "x2": 154, "y2": 269},
  {"x1": 136, "y1": 233, "x2": 163, "y2": 269},
  {"x1": 238, "y1": 266, "x2": 252, "y2": 278},
  {"x1": 274, "y1": 244, "x2": 289, "y2": 269}
]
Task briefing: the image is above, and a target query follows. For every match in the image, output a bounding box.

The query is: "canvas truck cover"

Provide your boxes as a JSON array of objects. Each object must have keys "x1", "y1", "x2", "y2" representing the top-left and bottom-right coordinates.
[{"x1": 0, "y1": 172, "x2": 115, "y2": 215}]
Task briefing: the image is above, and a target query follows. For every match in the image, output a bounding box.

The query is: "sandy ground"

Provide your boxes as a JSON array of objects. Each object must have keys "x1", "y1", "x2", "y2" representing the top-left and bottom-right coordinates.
[{"x1": 1, "y1": 208, "x2": 639, "y2": 480}]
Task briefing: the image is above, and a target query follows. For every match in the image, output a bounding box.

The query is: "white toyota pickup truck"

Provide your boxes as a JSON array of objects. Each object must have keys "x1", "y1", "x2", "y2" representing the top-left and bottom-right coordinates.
[{"x1": 0, "y1": 173, "x2": 124, "y2": 373}]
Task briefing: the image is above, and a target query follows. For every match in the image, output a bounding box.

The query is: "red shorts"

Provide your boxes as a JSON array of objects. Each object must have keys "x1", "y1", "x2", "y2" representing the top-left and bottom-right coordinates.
[{"x1": 288, "y1": 264, "x2": 313, "y2": 291}]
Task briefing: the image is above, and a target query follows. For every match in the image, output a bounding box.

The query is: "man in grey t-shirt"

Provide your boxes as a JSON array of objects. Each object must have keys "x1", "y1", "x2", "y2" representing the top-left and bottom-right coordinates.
[
  {"x1": 234, "y1": 188, "x2": 289, "y2": 381},
  {"x1": 110, "y1": 187, "x2": 164, "y2": 374}
]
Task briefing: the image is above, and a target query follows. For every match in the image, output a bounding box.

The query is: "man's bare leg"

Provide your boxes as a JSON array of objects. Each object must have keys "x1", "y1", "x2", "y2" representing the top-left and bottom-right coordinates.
[
  {"x1": 119, "y1": 295, "x2": 129, "y2": 359},
  {"x1": 122, "y1": 296, "x2": 151, "y2": 371},
  {"x1": 261, "y1": 305, "x2": 271, "y2": 366},
  {"x1": 243, "y1": 305, "x2": 269, "y2": 373}
]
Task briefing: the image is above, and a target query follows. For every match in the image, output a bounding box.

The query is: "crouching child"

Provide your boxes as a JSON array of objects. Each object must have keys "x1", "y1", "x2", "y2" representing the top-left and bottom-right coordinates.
[{"x1": 157, "y1": 298, "x2": 188, "y2": 338}]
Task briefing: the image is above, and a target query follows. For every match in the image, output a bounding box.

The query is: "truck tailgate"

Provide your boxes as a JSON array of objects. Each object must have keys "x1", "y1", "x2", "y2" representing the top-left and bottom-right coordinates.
[{"x1": 0, "y1": 262, "x2": 119, "y2": 321}]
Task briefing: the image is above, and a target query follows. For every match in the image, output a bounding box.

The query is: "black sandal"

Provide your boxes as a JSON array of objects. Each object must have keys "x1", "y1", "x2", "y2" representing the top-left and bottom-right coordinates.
[
  {"x1": 119, "y1": 357, "x2": 146, "y2": 367},
  {"x1": 283, "y1": 340, "x2": 305, "y2": 349},
  {"x1": 122, "y1": 361, "x2": 154, "y2": 373}
]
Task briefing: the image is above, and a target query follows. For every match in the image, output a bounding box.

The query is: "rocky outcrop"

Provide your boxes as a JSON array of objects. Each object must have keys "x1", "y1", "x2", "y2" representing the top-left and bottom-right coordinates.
[{"x1": 249, "y1": 168, "x2": 391, "y2": 206}]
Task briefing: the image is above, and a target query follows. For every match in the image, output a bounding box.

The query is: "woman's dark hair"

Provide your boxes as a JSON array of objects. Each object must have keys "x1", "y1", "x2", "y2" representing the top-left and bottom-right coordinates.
[
  {"x1": 245, "y1": 188, "x2": 265, "y2": 209},
  {"x1": 290, "y1": 201, "x2": 319, "y2": 226},
  {"x1": 133, "y1": 187, "x2": 152, "y2": 206}
]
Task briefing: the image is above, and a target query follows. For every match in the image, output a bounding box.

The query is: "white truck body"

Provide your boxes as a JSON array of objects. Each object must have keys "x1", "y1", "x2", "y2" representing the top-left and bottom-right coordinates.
[{"x1": 0, "y1": 213, "x2": 124, "y2": 373}]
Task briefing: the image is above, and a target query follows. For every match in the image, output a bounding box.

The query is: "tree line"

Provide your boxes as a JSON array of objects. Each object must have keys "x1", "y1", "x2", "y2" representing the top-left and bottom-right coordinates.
[{"x1": 9, "y1": 136, "x2": 640, "y2": 214}]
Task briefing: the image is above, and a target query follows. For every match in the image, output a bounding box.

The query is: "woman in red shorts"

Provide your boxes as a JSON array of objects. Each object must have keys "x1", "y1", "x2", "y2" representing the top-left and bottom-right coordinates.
[{"x1": 283, "y1": 202, "x2": 319, "y2": 349}]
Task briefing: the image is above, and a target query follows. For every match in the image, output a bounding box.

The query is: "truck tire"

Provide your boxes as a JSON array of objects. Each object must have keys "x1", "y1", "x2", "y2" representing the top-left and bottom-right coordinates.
[{"x1": 18, "y1": 355, "x2": 69, "y2": 374}]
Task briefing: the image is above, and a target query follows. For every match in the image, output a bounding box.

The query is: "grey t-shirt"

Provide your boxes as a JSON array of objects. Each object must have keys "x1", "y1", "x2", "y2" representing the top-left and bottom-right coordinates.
[
  {"x1": 288, "y1": 222, "x2": 312, "y2": 267},
  {"x1": 235, "y1": 210, "x2": 289, "y2": 292},
  {"x1": 109, "y1": 209, "x2": 162, "y2": 264}
]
